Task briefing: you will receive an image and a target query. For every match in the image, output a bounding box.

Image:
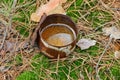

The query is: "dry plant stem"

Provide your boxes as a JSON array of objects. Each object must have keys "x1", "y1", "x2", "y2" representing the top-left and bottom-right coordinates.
[
  {"x1": 0, "y1": 19, "x2": 8, "y2": 50},
  {"x1": 94, "y1": 21, "x2": 115, "y2": 31},
  {"x1": 85, "y1": 68, "x2": 91, "y2": 80},
  {"x1": 15, "y1": 0, "x2": 35, "y2": 9},
  {"x1": 7, "y1": 0, "x2": 17, "y2": 52},
  {"x1": 62, "y1": 69, "x2": 70, "y2": 80},
  {"x1": 95, "y1": 37, "x2": 113, "y2": 80},
  {"x1": 36, "y1": 0, "x2": 40, "y2": 8},
  {"x1": 9, "y1": 0, "x2": 17, "y2": 30},
  {"x1": 99, "y1": 0, "x2": 119, "y2": 24},
  {"x1": 55, "y1": 54, "x2": 60, "y2": 74},
  {"x1": 0, "y1": 0, "x2": 18, "y2": 64},
  {"x1": 65, "y1": 0, "x2": 75, "y2": 10},
  {"x1": 67, "y1": 67, "x2": 71, "y2": 80},
  {"x1": 11, "y1": 0, "x2": 17, "y2": 10},
  {"x1": 0, "y1": 27, "x2": 7, "y2": 50}
]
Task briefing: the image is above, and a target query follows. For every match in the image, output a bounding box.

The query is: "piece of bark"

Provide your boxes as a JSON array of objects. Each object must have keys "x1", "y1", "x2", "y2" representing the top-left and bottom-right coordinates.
[{"x1": 31, "y1": 13, "x2": 47, "y2": 45}]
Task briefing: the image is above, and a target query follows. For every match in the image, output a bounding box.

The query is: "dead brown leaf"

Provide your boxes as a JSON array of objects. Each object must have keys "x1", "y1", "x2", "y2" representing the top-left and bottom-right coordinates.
[
  {"x1": 31, "y1": 0, "x2": 66, "y2": 22},
  {"x1": 102, "y1": 26, "x2": 120, "y2": 39},
  {"x1": 102, "y1": 26, "x2": 120, "y2": 58},
  {"x1": 76, "y1": 38, "x2": 96, "y2": 50}
]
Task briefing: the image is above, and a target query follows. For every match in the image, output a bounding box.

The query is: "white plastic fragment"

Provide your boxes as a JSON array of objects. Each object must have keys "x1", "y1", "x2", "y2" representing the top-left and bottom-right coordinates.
[{"x1": 76, "y1": 38, "x2": 96, "y2": 50}]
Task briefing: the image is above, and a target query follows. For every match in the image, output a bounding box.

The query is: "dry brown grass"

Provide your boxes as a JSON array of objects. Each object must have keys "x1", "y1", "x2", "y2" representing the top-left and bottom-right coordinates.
[{"x1": 0, "y1": 0, "x2": 120, "y2": 80}]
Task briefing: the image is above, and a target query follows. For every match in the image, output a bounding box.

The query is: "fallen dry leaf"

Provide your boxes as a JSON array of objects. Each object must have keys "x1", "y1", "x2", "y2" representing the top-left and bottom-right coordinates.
[
  {"x1": 114, "y1": 51, "x2": 120, "y2": 59},
  {"x1": 112, "y1": 40, "x2": 120, "y2": 59},
  {"x1": 48, "y1": 5, "x2": 66, "y2": 15},
  {"x1": 31, "y1": 0, "x2": 66, "y2": 22},
  {"x1": 103, "y1": 26, "x2": 120, "y2": 59},
  {"x1": 112, "y1": 40, "x2": 120, "y2": 51},
  {"x1": 102, "y1": 26, "x2": 120, "y2": 39},
  {"x1": 76, "y1": 38, "x2": 96, "y2": 50}
]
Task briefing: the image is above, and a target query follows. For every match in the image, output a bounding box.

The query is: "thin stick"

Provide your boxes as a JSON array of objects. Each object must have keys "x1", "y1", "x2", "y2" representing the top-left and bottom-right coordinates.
[
  {"x1": 0, "y1": 28, "x2": 7, "y2": 50},
  {"x1": 15, "y1": 0, "x2": 35, "y2": 9},
  {"x1": 95, "y1": 37, "x2": 113, "y2": 80},
  {"x1": 0, "y1": 0, "x2": 18, "y2": 63},
  {"x1": 56, "y1": 54, "x2": 60, "y2": 74},
  {"x1": 9, "y1": 0, "x2": 17, "y2": 29},
  {"x1": 11, "y1": 0, "x2": 17, "y2": 10},
  {"x1": 0, "y1": 19, "x2": 8, "y2": 50}
]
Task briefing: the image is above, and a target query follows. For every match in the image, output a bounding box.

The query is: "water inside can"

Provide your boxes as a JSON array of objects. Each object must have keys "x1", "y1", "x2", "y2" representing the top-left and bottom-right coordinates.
[{"x1": 41, "y1": 24, "x2": 76, "y2": 46}]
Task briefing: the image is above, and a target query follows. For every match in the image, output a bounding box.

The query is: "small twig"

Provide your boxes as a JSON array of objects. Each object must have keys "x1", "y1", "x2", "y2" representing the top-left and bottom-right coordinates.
[
  {"x1": 55, "y1": 54, "x2": 60, "y2": 74},
  {"x1": 36, "y1": 0, "x2": 40, "y2": 8},
  {"x1": 85, "y1": 68, "x2": 91, "y2": 80},
  {"x1": 0, "y1": 0, "x2": 18, "y2": 63},
  {"x1": 95, "y1": 37, "x2": 113, "y2": 80},
  {"x1": 0, "y1": 19, "x2": 8, "y2": 50},
  {"x1": 0, "y1": 28, "x2": 7, "y2": 50},
  {"x1": 80, "y1": 71, "x2": 84, "y2": 80},
  {"x1": 8, "y1": 0, "x2": 17, "y2": 29},
  {"x1": 99, "y1": 0, "x2": 119, "y2": 24},
  {"x1": 65, "y1": 0, "x2": 75, "y2": 10},
  {"x1": 11, "y1": 0, "x2": 17, "y2": 10},
  {"x1": 15, "y1": 0, "x2": 35, "y2": 9},
  {"x1": 94, "y1": 21, "x2": 114, "y2": 31},
  {"x1": 67, "y1": 67, "x2": 71, "y2": 80}
]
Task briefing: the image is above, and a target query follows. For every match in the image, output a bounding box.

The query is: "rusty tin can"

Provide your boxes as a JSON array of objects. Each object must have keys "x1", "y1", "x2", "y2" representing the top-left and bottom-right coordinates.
[{"x1": 37, "y1": 14, "x2": 78, "y2": 59}]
